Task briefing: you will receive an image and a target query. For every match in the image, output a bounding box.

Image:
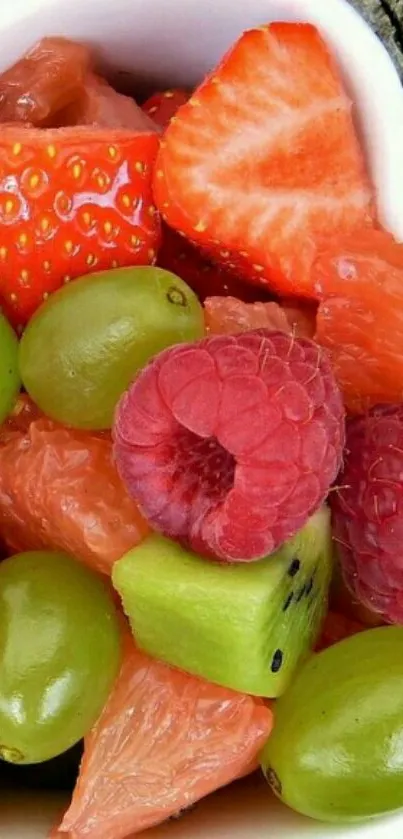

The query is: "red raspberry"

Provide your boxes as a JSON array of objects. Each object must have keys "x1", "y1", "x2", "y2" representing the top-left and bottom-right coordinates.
[
  {"x1": 113, "y1": 330, "x2": 345, "y2": 562},
  {"x1": 331, "y1": 405, "x2": 403, "y2": 624}
]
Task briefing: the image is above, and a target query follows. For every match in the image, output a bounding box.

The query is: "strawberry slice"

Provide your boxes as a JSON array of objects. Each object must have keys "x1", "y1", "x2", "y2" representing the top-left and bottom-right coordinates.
[
  {"x1": 158, "y1": 223, "x2": 264, "y2": 302},
  {"x1": 153, "y1": 23, "x2": 374, "y2": 299},
  {"x1": 142, "y1": 88, "x2": 190, "y2": 128},
  {"x1": 0, "y1": 125, "x2": 160, "y2": 328}
]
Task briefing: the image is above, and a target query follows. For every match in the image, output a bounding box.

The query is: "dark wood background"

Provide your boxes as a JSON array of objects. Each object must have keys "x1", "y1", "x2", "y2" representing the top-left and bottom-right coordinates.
[{"x1": 351, "y1": 0, "x2": 403, "y2": 75}]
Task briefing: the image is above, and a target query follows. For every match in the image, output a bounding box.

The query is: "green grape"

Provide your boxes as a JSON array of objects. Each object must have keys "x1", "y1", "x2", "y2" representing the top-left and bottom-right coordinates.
[
  {"x1": 19, "y1": 266, "x2": 204, "y2": 430},
  {"x1": 0, "y1": 311, "x2": 20, "y2": 423},
  {"x1": 261, "y1": 626, "x2": 403, "y2": 823},
  {"x1": 0, "y1": 551, "x2": 121, "y2": 764}
]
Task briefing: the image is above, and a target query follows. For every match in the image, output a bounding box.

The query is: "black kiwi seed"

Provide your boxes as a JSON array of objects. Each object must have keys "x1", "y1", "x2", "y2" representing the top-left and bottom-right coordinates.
[
  {"x1": 282, "y1": 592, "x2": 294, "y2": 612},
  {"x1": 288, "y1": 557, "x2": 300, "y2": 577},
  {"x1": 305, "y1": 577, "x2": 314, "y2": 597},
  {"x1": 271, "y1": 649, "x2": 283, "y2": 673},
  {"x1": 296, "y1": 585, "x2": 305, "y2": 603}
]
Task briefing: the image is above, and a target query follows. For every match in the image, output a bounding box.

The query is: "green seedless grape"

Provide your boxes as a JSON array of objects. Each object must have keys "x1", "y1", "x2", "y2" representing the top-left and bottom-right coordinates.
[
  {"x1": 0, "y1": 311, "x2": 20, "y2": 423},
  {"x1": 19, "y1": 266, "x2": 204, "y2": 429},
  {"x1": 261, "y1": 626, "x2": 403, "y2": 823},
  {"x1": 0, "y1": 550, "x2": 121, "y2": 764}
]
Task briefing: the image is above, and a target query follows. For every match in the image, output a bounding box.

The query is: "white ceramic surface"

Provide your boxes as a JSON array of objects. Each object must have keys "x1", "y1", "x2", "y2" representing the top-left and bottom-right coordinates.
[{"x1": 1, "y1": 0, "x2": 403, "y2": 837}]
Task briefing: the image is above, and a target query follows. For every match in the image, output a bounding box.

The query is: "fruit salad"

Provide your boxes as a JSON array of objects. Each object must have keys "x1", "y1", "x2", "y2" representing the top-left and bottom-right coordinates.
[{"x1": 0, "y1": 22, "x2": 403, "y2": 837}]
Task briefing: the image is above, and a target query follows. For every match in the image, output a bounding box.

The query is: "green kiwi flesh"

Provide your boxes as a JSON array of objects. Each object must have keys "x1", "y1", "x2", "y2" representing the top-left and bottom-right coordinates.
[{"x1": 112, "y1": 506, "x2": 332, "y2": 697}]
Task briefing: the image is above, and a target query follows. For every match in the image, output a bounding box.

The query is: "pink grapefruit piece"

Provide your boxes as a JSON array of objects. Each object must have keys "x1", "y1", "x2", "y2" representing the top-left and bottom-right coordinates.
[{"x1": 56, "y1": 637, "x2": 272, "y2": 838}]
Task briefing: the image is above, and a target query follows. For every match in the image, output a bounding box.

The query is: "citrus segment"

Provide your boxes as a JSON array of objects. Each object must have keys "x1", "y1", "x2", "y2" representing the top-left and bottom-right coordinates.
[{"x1": 57, "y1": 636, "x2": 272, "y2": 838}]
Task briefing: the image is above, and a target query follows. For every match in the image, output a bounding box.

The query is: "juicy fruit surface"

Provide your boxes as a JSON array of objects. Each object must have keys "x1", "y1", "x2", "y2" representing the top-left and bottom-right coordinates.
[
  {"x1": 56, "y1": 636, "x2": 272, "y2": 838},
  {"x1": 142, "y1": 88, "x2": 190, "y2": 128},
  {"x1": 154, "y1": 22, "x2": 373, "y2": 297},
  {"x1": 0, "y1": 550, "x2": 121, "y2": 764},
  {"x1": 0, "y1": 37, "x2": 89, "y2": 126},
  {"x1": 0, "y1": 125, "x2": 160, "y2": 329},
  {"x1": 0, "y1": 37, "x2": 156, "y2": 133},
  {"x1": 19, "y1": 266, "x2": 204, "y2": 429},
  {"x1": 313, "y1": 231, "x2": 403, "y2": 414},
  {"x1": 114, "y1": 329, "x2": 345, "y2": 561},
  {"x1": 0, "y1": 412, "x2": 148, "y2": 575},
  {"x1": 261, "y1": 626, "x2": 403, "y2": 822},
  {"x1": 331, "y1": 405, "x2": 403, "y2": 625},
  {"x1": 0, "y1": 312, "x2": 20, "y2": 424},
  {"x1": 205, "y1": 295, "x2": 316, "y2": 337},
  {"x1": 158, "y1": 224, "x2": 261, "y2": 303},
  {"x1": 113, "y1": 509, "x2": 332, "y2": 697},
  {"x1": 58, "y1": 72, "x2": 157, "y2": 130}
]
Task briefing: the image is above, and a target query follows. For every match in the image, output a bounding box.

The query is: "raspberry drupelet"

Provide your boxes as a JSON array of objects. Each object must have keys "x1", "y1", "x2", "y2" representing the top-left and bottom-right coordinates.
[
  {"x1": 114, "y1": 329, "x2": 345, "y2": 562},
  {"x1": 332, "y1": 405, "x2": 403, "y2": 624}
]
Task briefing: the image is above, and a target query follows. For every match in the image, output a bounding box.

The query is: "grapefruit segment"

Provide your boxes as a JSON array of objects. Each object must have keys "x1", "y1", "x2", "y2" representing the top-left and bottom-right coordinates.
[
  {"x1": 204, "y1": 295, "x2": 316, "y2": 337},
  {"x1": 57, "y1": 73, "x2": 157, "y2": 131},
  {"x1": 0, "y1": 37, "x2": 90, "y2": 126},
  {"x1": 313, "y1": 231, "x2": 403, "y2": 413},
  {"x1": 57, "y1": 637, "x2": 272, "y2": 838},
  {"x1": 0, "y1": 414, "x2": 148, "y2": 574}
]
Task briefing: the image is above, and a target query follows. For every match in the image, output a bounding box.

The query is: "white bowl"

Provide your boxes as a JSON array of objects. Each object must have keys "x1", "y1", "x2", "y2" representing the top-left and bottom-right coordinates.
[{"x1": 1, "y1": 0, "x2": 403, "y2": 837}]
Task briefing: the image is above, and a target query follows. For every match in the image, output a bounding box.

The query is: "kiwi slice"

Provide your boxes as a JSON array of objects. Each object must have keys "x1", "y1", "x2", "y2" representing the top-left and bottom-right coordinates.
[{"x1": 112, "y1": 507, "x2": 332, "y2": 697}]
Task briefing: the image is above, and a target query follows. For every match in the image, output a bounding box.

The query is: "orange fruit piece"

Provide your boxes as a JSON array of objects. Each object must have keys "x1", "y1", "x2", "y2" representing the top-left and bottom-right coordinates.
[
  {"x1": 0, "y1": 411, "x2": 148, "y2": 575},
  {"x1": 204, "y1": 295, "x2": 316, "y2": 337},
  {"x1": 0, "y1": 37, "x2": 89, "y2": 126},
  {"x1": 57, "y1": 73, "x2": 157, "y2": 131},
  {"x1": 312, "y1": 230, "x2": 403, "y2": 414},
  {"x1": 311, "y1": 229, "x2": 403, "y2": 300},
  {"x1": 55, "y1": 636, "x2": 272, "y2": 838}
]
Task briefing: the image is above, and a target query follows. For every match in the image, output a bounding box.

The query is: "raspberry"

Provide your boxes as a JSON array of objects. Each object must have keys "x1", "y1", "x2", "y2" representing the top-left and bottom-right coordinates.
[
  {"x1": 113, "y1": 330, "x2": 345, "y2": 562},
  {"x1": 331, "y1": 405, "x2": 403, "y2": 624}
]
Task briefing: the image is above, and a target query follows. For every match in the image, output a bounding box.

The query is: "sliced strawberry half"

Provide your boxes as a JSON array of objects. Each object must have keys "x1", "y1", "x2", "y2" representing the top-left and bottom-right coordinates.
[
  {"x1": 153, "y1": 22, "x2": 374, "y2": 299},
  {"x1": 0, "y1": 125, "x2": 160, "y2": 328}
]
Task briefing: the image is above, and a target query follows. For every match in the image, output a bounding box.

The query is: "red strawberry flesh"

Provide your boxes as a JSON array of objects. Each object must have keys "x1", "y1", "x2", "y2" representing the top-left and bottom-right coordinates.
[
  {"x1": 142, "y1": 88, "x2": 190, "y2": 129},
  {"x1": 153, "y1": 22, "x2": 374, "y2": 298}
]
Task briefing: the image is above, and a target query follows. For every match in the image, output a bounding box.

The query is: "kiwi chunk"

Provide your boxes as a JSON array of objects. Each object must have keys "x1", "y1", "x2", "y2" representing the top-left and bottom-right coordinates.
[{"x1": 112, "y1": 507, "x2": 332, "y2": 697}]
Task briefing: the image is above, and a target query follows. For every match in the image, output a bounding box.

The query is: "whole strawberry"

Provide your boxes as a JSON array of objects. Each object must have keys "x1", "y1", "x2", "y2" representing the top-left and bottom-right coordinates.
[
  {"x1": 113, "y1": 329, "x2": 345, "y2": 562},
  {"x1": 331, "y1": 405, "x2": 403, "y2": 624}
]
